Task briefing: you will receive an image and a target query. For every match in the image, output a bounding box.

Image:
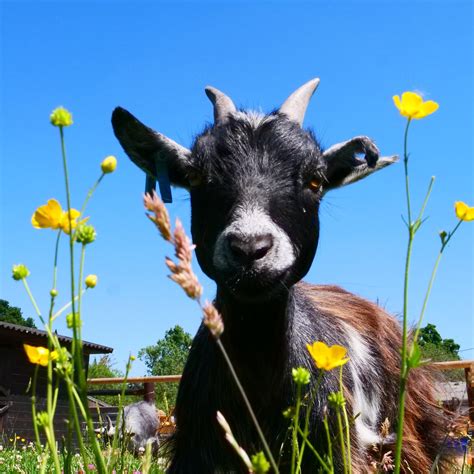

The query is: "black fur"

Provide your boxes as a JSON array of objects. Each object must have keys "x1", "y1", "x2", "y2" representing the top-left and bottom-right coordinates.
[{"x1": 112, "y1": 104, "x2": 443, "y2": 473}]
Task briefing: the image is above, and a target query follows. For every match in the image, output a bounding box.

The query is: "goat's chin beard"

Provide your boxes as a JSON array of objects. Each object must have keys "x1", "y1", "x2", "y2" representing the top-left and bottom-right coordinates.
[{"x1": 216, "y1": 268, "x2": 293, "y2": 303}]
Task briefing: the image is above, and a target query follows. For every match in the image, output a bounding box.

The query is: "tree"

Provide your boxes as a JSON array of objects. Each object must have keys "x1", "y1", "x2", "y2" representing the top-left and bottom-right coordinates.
[
  {"x1": 0, "y1": 299, "x2": 36, "y2": 328},
  {"x1": 88, "y1": 355, "x2": 133, "y2": 406},
  {"x1": 419, "y1": 323, "x2": 460, "y2": 358},
  {"x1": 88, "y1": 355, "x2": 123, "y2": 379},
  {"x1": 418, "y1": 323, "x2": 462, "y2": 381},
  {"x1": 139, "y1": 325, "x2": 193, "y2": 408}
]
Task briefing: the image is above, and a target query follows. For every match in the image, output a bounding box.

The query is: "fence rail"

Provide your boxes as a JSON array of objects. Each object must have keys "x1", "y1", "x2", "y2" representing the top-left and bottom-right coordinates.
[
  {"x1": 86, "y1": 361, "x2": 474, "y2": 421},
  {"x1": 87, "y1": 375, "x2": 182, "y2": 385}
]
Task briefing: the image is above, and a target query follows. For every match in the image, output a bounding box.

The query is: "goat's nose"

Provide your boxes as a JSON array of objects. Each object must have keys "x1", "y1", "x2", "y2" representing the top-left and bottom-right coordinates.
[{"x1": 227, "y1": 233, "x2": 274, "y2": 264}]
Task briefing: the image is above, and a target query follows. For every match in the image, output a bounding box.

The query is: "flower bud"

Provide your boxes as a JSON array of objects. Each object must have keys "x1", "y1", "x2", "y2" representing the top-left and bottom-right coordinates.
[
  {"x1": 130, "y1": 355, "x2": 136, "y2": 361},
  {"x1": 76, "y1": 223, "x2": 97, "y2": 245},
  {"x1": 50, "y1": 107, "x2": 73, "y2": 127},
  {"x1": 292, "y1": 367, "x2": 311, "y2": 386},
  {"x1": 55, "y1": 347, "x2": 73, "y2": 376},
  {"x1": 251, "y1": 452, "x2": 271, "y2": 474},
  {"x1": 12, "y1": 264, "x2": 30, "y2": 281},
  {"x1": 36, "y1": 412, "x2": 50, "y2": 427},
  {"x1": 101, "y1": 155, "x2": 117, "y2": 174},
  {"x1": 66, "y1": 312, "x2": 81, "y2": 329},
  {"x1": 50, "y1": 288, "x2": 58, "y2": 297},
  {"x1": 85, "y1": 274, "x2": 98, "y2": 288},
  {"x1": 328, "y1": 391, "x2": 346, "y2": 408}
]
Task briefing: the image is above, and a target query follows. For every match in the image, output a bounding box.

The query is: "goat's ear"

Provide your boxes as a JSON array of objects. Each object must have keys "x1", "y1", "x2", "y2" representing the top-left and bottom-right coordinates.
[
  {"x1": 111, "y1": 107, "x2": 193, "y2": 188},
  {"x1": 105, "y1": 415, "x2": 114, "y2": 432},
  {"x1": 321, "y1": 136, "x2": 398, "y2": 192}
]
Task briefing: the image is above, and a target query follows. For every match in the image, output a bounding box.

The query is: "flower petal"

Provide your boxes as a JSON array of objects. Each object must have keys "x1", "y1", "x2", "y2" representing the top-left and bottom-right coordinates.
[
  {"x1": 401, "y1": 91, "x2": 423, "y2": 118},
  {"x1": 455, "y1": 201, "x2": 474, "y2": 221},
  {"x1": 24, "y1": 344, "x2": 41, "y2": 364},
  {"x1": 31, "y1": 199, "x2": 63, "y2": 229},
  {"x1": 68, "y1": 208, "x2": 81, "y2": 220},
  {"x1": 401, "y1": 91, "x2": 422, "y2": 108},
  {"x1": 37, "y1": 347, "x2": 50, "y2": 366},
  {"x1": 46, "y1": 199, "x2": 62, "y2": 214},
  {"x1": 392, "y1": 95, "x2": 402, "y2": 111},
  {"x1": 414, "y1": 100, "x2": 439, "y2": 119},
  {"x1": 329, "y1": 344, "x2": 348, "y2": 361}
]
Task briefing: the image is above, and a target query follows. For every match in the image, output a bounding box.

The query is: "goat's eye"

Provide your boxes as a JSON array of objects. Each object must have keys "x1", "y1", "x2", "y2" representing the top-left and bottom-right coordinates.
[
  {"x1": 308, "y1": 177, "x2": 321, "y2": 192},
  {"x1": 188, "y1": 171, "x2": 203, "y2": 187}
]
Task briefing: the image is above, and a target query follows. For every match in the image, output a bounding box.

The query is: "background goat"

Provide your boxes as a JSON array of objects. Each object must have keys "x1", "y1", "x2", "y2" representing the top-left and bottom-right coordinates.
[
  {"x1": 96, "y1": 400, "x2": 160, "y2": 455},
  {"x1": 112, "y1": 79, "x2": 445, "y2": 473}
]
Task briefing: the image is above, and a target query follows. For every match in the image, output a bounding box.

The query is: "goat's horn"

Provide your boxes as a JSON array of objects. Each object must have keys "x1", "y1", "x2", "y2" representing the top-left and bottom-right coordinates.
[
  {"x1": 279, "y1": 78, "x2": 320, "y2": 126},
  {"x1": 205, "y1": 86, "x2": 237, "y2": 125}
]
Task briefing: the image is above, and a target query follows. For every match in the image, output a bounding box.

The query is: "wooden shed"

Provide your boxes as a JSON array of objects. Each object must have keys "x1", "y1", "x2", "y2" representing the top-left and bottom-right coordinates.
[{"x1": 0, "y1": 321, "x2": 113, "y2": 441}]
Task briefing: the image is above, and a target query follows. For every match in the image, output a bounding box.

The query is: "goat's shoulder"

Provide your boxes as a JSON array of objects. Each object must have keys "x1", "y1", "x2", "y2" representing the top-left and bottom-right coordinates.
[{"x1": 295, "y1": 282, "x2": 401, "y2": 344}]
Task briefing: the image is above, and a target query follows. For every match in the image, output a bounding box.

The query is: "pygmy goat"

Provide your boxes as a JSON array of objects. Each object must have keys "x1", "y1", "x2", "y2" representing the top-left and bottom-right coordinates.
[
  {"x1": 112, "y1": 79, "x2": 445, "y2": 473},
  {"x1": 96, "y1": 401, "x2": 160, "y2": 455}
]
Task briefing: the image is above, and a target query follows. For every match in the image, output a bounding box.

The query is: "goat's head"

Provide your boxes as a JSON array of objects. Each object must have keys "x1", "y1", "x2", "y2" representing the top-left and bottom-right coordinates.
[{"x1": 112, "y1": 79, "x2": 397, "y2": 302}]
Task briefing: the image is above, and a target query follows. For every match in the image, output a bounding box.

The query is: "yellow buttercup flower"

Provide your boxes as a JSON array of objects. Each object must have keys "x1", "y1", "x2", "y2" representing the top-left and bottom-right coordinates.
[
  {"x1": 392, "y1": 92, "x2": 439, "y2": 120},
  {"x1": 306, "y1": 341, "x2": 349, "y2": 371},
  {"x1": 23, "y1": 344, "x2": 58, "y2": 367},
  {"x1": 31, "y1": 199, "x2": 85, "y2": 234},
  {"x1": 101, "y1": 155, "x2": 117, "y2": 174},
  {"x1": 455, "y1": 201, "x2": 474, "y2": 221}
]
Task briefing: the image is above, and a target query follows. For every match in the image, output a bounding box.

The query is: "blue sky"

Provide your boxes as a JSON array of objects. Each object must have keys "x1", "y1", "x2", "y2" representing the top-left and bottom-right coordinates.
[{"x1": 1, "y1": 1, "x2": 472, "y2": 376}]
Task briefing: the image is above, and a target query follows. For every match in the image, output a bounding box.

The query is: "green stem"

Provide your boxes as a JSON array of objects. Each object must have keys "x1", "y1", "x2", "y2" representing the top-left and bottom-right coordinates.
[
  {"x1": 394, "y1": 119, "x2": 414, "y2": 473},
  {"x1": 77, "y1": 245, "x2": 86, "y2": 343},
  {"x1": 58, "y1": 125, "x2": 82, "y2": 385},
  {"x1": 72, "y1": 382, "x2": 107, "y2": 474},
  {"x1": 291, "y1": 383, "x2": 302, "y2": 474},
  {"x1": 403, "y1": 119, "x2": 413, "y2": 225},
  {"x1": 80, "y1": 174, "x2": 104, "y2": 217},
  {"x1": 41, "y1": 424, "x2": 60, "y2": 473},
  {"x1": 47, "y1": 419, "x2": 61, "y2": 473},
  {"x1": 336, "y1": 406, "x2": 348, "y2": 474},
  {"x1": 21, "y1": 278, "x2": 43, "y2": 320},
  {"x1": 31, "y1": 365, "x2": 42, "y2": 450},
  {"x1": 216, "y1": 338, "x2": 279, "y2": 474},
  {"x1": 339, "y1": 367, "x2": 352, "y2": 474},
  {"x1": 44, "y1": 229, "x2": 62, "y2": 471},
  {"x1": 322, "y1": 415, "x2": 334, "y2": 471},
  {"x1": 65, "y1": 382, "x2": 88, "y2": 467},
  {"x1": 52, "y1": 231, "x2": 62, "y2": 291},
  {"x1": 51, "y1": 379, "x2": 59, "y2": 416},
  {"x1": 296, "y1": 371, "x2": 323, "y2": 472},
  {"x1": 59, "y1": 124, "x2": 103, "y2": 473},
  {"x1": 416, "y1": 176, "x2": 435, "y2": 225},
  {"x1": 51, "y1": 291, "x2": 85, "y2": 321},
  {"x1": 296, "y1": 427, "x2": 332, "y2": 473},
  {"x1": 412, "y1": 220, "x2": 463, "y2": 346},
  {"x1": 109, "y1": 356, "x2": 132, "y2": 471}
]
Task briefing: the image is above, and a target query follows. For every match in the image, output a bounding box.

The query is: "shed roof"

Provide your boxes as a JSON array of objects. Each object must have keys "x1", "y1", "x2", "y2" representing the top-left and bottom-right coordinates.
[{"x1": 0, "y1": 321, "x2": 113, "y2": 354}]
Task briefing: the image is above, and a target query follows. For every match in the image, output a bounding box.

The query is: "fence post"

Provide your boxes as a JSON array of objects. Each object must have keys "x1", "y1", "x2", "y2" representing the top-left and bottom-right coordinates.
[
  {"x1": 465, "y1": 363, "x2": 474, "y2": 422},
  {"x1": 143, "y1": 382, "x2": 156, "y2": 404}
]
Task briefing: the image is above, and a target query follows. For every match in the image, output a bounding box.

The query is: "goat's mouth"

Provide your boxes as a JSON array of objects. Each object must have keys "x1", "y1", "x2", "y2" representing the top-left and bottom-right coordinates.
[{"x1": 218, "y1": 267, "x2": 291, "y2": 302}]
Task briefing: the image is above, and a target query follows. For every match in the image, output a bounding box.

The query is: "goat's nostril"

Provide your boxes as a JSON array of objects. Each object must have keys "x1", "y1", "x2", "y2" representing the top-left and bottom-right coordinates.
[{"x1": 228, "y1": 234, "x2": 274, "y2": 263}]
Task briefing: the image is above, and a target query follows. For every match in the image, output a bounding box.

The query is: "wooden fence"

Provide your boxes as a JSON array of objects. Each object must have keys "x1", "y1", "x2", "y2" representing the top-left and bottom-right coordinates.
[
  {"x1": 87, "y1": 375, "x2": 182, "y2": 403},
  {"x1": 87, "y1": 360, "x2": 474, "y2": 421}
]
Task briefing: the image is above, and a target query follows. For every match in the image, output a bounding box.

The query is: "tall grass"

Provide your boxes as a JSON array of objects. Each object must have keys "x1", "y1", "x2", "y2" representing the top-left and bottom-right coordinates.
[{"x1": 12, "y1": 93, "x2": 472, "y2": 473}]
